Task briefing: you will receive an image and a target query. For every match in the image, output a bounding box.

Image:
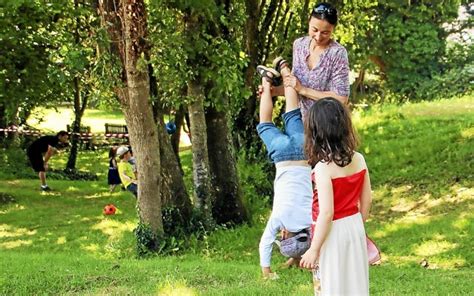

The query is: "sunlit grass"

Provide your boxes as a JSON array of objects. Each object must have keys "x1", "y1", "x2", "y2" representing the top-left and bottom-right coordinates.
[
  {"x1": 157, "y1": 281, "x2": 198, "y2": 296},
  {"x1": 27, "y1": 107, "x2": 125, "y2": 133},
  {"x1": 25, "y1": 106, "x2": 192, "y2": 148},
  {"x1": 0, "y1": 224, "x2": 37, "y2": 238},
  {"x1": 91, "y1": 219, "x2": 136, "y2": 241},
  {"x1": 1, "y1": 95, "x2": 473, "y2": 294}
]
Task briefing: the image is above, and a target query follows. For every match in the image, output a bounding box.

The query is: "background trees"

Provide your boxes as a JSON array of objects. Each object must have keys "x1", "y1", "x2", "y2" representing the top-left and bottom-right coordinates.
[
  {"x1": 0, "y1": 1, "x2": 60, "y2": 130},
  {"x1": 1, "y1": 0, "x2": 472, "y2": 253}
]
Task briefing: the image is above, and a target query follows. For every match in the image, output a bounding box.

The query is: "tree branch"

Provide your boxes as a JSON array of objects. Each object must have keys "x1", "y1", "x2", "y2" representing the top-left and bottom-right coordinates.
[{"x1": 262, "y1": 0, "x2": 283, "y2": 62}]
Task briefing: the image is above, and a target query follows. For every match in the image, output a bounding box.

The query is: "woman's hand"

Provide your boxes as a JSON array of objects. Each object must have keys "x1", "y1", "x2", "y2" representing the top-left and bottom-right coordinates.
[
  {"x1": 300, "y1": 247, "x2": 319, "y2": 270},
  {"x1": 283, "y1": 73, "x2": 302, "y2": 92},
  {"x1": 256, "y1": 84, "x2": 284, "y2": 98}
]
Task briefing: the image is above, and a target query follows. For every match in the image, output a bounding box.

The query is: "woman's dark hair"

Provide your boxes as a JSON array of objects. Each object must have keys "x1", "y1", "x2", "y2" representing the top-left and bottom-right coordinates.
[
  {"x1": 304, "y1": 97, "x2": 358, "y2": 167},
  {"x1": 310, "y1": 2, "x2": 338, "y2": 25}
]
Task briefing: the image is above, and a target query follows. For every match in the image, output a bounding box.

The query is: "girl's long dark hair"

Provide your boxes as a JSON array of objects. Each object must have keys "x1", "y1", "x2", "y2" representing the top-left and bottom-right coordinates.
[
  {"x1": 109, "y1": 146, "x2": 117, "y2": 159},
  {"x1": 304, "y1": 98, "x2": 358, "y2": 167}
]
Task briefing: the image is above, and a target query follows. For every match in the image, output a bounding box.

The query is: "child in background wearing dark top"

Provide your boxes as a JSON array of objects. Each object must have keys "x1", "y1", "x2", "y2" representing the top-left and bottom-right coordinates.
[{"x1": 108, "y1": 146, "x2": 121, "y2": 192}]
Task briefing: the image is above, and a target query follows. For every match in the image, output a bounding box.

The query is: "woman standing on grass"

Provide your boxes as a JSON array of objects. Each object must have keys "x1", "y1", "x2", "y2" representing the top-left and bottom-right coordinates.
[
  {"x1": 300, "y1": 98, "x2": 372, "y2": 295},
  {"x1": 263, "y1": 2, "x2": 349, "y2": 119}
]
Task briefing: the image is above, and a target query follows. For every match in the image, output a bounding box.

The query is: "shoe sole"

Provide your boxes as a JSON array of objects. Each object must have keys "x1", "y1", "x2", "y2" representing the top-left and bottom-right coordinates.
[{"x1": 256, "y1": 65, "x2": 282, "y2": 86}]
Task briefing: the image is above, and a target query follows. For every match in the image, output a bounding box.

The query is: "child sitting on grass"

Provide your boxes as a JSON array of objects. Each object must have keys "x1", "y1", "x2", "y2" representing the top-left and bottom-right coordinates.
[{"x1": 116, "y1": 145, "x2": 138, "y2": 198}]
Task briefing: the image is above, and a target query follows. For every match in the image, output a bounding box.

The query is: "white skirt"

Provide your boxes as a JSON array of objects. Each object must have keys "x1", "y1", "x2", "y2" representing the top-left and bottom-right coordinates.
[{"x1": 319, "y1": 213, "x2": 369, "y2": 296}]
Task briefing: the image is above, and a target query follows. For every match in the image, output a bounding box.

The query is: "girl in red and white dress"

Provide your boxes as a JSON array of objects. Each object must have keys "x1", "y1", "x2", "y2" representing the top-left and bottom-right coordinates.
[{"x1": 300, "y1": 97, "x2": 372, "y2": 295}]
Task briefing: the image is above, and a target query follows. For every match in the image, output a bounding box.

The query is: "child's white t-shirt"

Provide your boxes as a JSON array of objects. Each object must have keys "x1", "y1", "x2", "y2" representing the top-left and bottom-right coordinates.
[{"x1": 259, "y1": 165, "x2": 312, "y2": 267}]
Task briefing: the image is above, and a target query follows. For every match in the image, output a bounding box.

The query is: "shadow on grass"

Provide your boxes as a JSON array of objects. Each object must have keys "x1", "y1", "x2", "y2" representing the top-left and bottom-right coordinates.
[{"x1": 357, "y1": 109, "x2": 473, "y2": 271}]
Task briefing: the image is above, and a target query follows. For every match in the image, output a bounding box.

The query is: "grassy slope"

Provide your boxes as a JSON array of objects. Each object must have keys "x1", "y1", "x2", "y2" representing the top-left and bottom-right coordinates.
[{"x1": 1, "y1": 95, "x2": 473, "y2": 295}]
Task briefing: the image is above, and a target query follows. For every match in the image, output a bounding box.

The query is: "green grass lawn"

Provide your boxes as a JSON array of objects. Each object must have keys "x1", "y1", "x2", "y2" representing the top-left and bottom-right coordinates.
[
  {"x1": 1, "y1": 95, "x2": 473, "y2": 295},
  {"x1": 27, "y1": 107, "x2": 126, "y2": 133},
  {"x1": 25, "y1": 106, "x2": 192, "y2": 148}
]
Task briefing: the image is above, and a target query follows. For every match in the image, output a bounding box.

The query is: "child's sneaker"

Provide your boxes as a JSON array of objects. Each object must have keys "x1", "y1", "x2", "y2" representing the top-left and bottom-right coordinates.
[{"x1": 41, "y1": 185, "x2": 51, "y2": 191}]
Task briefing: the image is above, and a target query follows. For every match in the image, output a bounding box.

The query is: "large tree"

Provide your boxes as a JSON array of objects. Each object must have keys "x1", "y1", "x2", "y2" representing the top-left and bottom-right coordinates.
[
  {"x1": 98, "y1": 0, "x2": 163, "y2": 242},
  {"x1": 147, "y1": 1, "x2": 249, "y2": 226},
  {"x1": 149, "y1": 62, "x2": 193, "y2": 221}
]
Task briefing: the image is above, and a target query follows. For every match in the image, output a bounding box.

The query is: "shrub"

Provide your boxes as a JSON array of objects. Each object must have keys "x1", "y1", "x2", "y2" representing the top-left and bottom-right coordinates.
[
  {"x1": 237, "y1": 151, "x2": 273, "y2": 223},
  {"x1": 0, "y1": 148, "x2": 98, "y2": 181},
  {"x1": 415, "y1": 42, "x2": 474, "y2": 100},
  {"x1": 0, "y1": 148, "x2": 37, "y2": 179}
]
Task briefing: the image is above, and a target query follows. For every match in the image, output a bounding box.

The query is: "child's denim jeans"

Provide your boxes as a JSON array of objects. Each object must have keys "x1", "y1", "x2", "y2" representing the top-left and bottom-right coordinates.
[
  {"x1": 257, "y1": 108, "x2": 306, "y2": 163},
  {"x1": 127, "y1": 183, "x2": 138, "y2": 198}
]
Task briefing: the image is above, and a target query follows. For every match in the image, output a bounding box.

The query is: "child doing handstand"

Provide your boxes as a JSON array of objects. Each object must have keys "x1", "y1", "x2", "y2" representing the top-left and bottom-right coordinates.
[{"x1": 256, "y1": 59, "x2": 313, "y2": 279}]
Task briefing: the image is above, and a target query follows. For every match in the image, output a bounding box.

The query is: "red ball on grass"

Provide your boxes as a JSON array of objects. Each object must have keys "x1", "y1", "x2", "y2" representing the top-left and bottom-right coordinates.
[{"x1": 103, "y1": 204, "x2": 117, "y2": 215}]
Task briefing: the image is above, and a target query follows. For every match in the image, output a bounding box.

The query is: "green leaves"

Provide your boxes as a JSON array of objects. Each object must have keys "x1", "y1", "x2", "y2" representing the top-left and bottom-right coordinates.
[{"x1": 369, "y1": 0, "x2": 465, "y2": 99}]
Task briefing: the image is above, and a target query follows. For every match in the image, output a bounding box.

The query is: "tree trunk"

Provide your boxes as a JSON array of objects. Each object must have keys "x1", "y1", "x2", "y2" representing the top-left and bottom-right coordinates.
[
  {"x1": 5, "y1": 101, "x2": 20, "y2": 147},
  {"x1": 122, "y1": 0, "x2": 162, "y2": 234},
  {"x1": 369, "y1": 55, "x2": 387, "y2": 78},
  {"x1": 148, "y1": 60, "x2": 192, "y2": 221},
  {"x1": 351, "y1": 68, "x2": 366, "y2": 103},
  {"x1": 155, "y1": 112, "x2": 192, "y2": 218},
  {"x1": 184, "y1": 11, "x2": 215, "y2": 227},
  {"x1": 170, "y1": 105, "x2": 185, "y2": 164},
  {"x1": 300, "y1": 0, "x2": 310, "y2": 30},
  {"x1": 236, "y1": 0, "x2": 261, "y2": 150},
  {"x1": 206, "y1": 107, "x2": 248, "y2": 225},
  {"x1": 99, "y1": 0, "x2": 163, "y2": 237},
  {"x1": 66, "y1": 76, "x2": 88, "y2": 170},
  {"x1": 188, "y1": 80, "x2": 214, "y2": 226},
  {"x1": 67, "y1": 0, "x2": 90, "y2": 170}
]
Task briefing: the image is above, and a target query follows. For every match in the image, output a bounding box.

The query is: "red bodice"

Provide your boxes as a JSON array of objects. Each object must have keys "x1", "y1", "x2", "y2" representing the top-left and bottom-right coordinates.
[{"x1": 312, "y1": 169, "x2": 366, "y2": 221}]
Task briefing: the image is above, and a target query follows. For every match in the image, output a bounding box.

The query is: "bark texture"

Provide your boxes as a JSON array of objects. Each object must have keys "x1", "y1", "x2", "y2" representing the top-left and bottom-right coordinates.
[
  {"x1": 148, "y1": 61, "x2": 192, "y2": 221},
  {"x1": 99, "y1": 0, "x2": 163, "y2": 235},
  {"x1": 206, "y1": 107, "x2": 248, "y2": 225},
  {"x1": 188, "y1": 80, "x2": 214, "y2": 224},
  {"x1": 156, "y1": 109, "x2": 192, "y2": 219},
  {"x1": 66, "y1": 76, "x2": 88, "y2": 170}
]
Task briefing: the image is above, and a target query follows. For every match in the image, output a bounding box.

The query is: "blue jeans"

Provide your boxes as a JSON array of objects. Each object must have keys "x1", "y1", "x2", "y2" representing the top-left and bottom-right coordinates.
[
  {"x1": 127, "y1": 183, "x2": 138, "y2": 198},
  {"x1": 257, "y1": 108, "x2": 306, "y2": 163}
]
